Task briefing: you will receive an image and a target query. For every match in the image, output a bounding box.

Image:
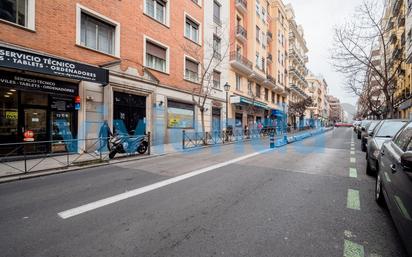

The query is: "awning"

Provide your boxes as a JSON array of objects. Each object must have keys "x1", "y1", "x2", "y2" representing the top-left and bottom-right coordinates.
[
  {"x1": 271, "y1": 109, "x2": 286, "y2": 117},
  {"x1": 230, "y1": 95, "x2": 269, "y2": 109}
]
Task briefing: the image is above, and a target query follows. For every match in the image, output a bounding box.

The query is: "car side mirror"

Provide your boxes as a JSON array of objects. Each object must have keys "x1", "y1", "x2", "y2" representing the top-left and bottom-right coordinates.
[{"x1": 401, "y1": 152, "x2": 412, "y2": 172}]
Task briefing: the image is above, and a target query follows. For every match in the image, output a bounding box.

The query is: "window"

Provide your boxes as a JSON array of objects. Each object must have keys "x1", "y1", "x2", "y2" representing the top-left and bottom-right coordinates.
[
  {"x1": 256, "y1": 26, "x2": 260, "y2": 42},
  {"x1": 185, "y1": 58, "x2": 199, "y2": 82},
  {"x1": 145, "y1": 0, "x2": 167, "y2": 24},
  {"x1": 394, "y1": 123, "x2": 412, "y2": 151},
  {"x1": 256, "y1": 1, "x2": 260, "y2": 16},
  {"x1": 271, "y1": 92, "x2": 275, "y2": 103},
  {"x1": 213, "y1": 1, "x2": 221, "y2": 24},
  {"x1": 167, "y1": 100, "x2": 194, "y2": 129},
  {"x1": 256, "y1": 84, "x2": 261, "y2": 98},
  {"x1": 80, "y1": 12, "x2": 116, "y2": 55},
  {"x1": 236, "y1": 74, "x2": 241, "y2": 90},
  {"x1": 256, "y1": 52, "x2": 260, "y2": 68},
  {"x1": 213, "y1": 35, "x2": 221, "y2": 59},
  {"x1": 213, "y1": 70, "x2": 221, "y2": 88},
  {"x1": 261, "y1": 57, "x2": 265, "y2": 71},
  {"x1": 248, "y1": 81, "x2": 253, "y2": 95},
  {"x1": 265, "y1": 88, "x2": 268, "y2": 101},
  {"x1": 0, "y1": 0, "x2": 26, "y2": 26},
  {"x1": 185, "y1": 17, "x2": 199, "y2": 43},
  {"x1": 146, "y1": 40, "x2": 167, "y2": 72}
]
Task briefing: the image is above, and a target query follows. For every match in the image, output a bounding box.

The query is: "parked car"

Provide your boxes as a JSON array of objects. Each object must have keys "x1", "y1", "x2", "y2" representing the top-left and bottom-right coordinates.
[
  {"x1": 357, "y1": 120, "x2": 371, "y2": 139},
  {"x1": 366, "y1": 119, "x2": 407, "y2": 175},
  {"x1": 376, "y1": 121, "x2": 412, "y2": 256},
  {"x1": 361, "y1": 120, "x2": 381, "y2": 152},
  {"x1": 353, "y1": 121, "x2": 361, "y2": 132}
]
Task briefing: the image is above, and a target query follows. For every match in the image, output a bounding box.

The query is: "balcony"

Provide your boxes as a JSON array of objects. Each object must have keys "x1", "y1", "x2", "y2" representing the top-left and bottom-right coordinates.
[
  {"x1": 235, "y1": 0, "x2": 247, "y2": 14},
  {"x1": 229, "y1": 51, "x2": 253, "y2": 75},
  {"x1": 267, "y1": 31, "x2": 273, "y2": 42},
  {"x1": 393, "y1": 0, "x2": 401, "y2": 16},
  {"x1": 267, "y1": 53, "x2": 273, "y2": 63},
  {"x1": 235, "y1": 25, "x2": 247, "y2": 43},
  {"x1": 289, "y1": 84, "x2": 309, "y2": 99},
  {"x1": 392, "y1": 47, "x2": 401, "y2": 60},
  {"x1": 398, "y1": 16, "x2": 405, "y2": 27},
  {"x1": 289, "y1": 67, "x2": 308, "y2": 87},
  {"x1": 390, "y1": 33, "x2": 397, "y2": 44}
]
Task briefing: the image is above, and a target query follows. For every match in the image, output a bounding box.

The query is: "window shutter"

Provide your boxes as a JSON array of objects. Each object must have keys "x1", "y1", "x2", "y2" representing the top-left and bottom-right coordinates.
[
  {"x1": 146, "y1": 41, "x2": 166, "y2": 60},
  {"x1": 185, "y1": 59, "x2": 198, "y2": 73}
]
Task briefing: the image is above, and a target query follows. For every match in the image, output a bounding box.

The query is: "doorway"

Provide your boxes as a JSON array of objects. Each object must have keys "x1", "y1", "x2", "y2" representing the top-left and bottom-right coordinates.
[{"x1": 113, "y1": 92, "x2": 146, "y2": 135}]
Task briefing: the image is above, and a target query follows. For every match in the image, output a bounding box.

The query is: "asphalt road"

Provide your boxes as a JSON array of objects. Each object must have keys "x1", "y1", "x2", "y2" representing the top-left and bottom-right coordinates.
[{"x1": 0, "y1": 128, "x2": 408, "y2": 257}]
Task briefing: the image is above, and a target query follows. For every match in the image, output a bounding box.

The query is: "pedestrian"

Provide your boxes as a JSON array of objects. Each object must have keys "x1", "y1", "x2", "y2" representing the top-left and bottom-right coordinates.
[{"x1": 96, "y1": 120, "x2": 113, "y2": 154}]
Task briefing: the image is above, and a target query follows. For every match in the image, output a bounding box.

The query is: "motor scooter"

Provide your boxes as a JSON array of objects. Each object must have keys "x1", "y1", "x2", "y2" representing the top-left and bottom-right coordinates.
[{"x1": 108, "y1": 132, "x2": 148, "y2": 159}]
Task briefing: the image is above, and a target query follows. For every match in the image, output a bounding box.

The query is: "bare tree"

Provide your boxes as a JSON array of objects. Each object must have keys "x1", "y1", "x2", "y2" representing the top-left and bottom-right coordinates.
[
  {"x1": 331, "y1": 0, "x2": 403, "y2": 118},
  {"x1": 288, "y1": 97, "x2": 313, "y2": 126},
  {"x1": 178, "y1": 25, "x2": 231, "y2": 134}
]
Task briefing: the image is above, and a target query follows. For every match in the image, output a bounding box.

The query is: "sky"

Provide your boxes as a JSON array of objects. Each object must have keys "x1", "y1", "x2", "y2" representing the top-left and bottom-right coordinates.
[{"x1": 286, "y1": 0, "x2": 360, "y2": 106}]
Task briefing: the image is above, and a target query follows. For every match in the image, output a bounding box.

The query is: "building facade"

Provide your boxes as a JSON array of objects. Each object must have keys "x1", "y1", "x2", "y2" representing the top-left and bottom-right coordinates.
[
  {"x1": 306, "y1": 73, "x2": 329, "y2": 127},
  {"x1": 227, "y1": 0, "x2": 288, "y2": 131},
  {"x1": 285, "y1": 3, "x2": 309, "y2": 128},
  {"x1": 0, "y1": 0, "x2": 233, "y2": 154}
]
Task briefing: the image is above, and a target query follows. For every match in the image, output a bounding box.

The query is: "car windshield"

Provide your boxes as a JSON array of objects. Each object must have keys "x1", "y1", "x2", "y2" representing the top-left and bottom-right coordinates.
[
  {"x1": 375, "y1": 121, "x2": 407, "y2": 137},
  {"x1": 367, "y1": 121, "x2": 380, "y2": 132},
  {"x1": 361, "y1": 120, "x2": 371, "y2": 127}
]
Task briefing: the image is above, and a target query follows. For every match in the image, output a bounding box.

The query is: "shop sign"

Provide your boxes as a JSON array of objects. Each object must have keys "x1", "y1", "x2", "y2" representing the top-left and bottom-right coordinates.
[
  {"x1": 5, "y1": 111, "x2": 17, "y2": 120},
  {"x1": 23, "y1": 130, "x2": 35, "y2": 142},
  {"x1": 0, "y1": 71, "x2": 78, "y2": 96},
  {"x1": 0, "y1": 46, "x2": 109, "y2": 85}
]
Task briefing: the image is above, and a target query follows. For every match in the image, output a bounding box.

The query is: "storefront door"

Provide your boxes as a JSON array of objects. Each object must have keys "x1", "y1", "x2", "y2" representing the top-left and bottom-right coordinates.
[
  {"x1": 23, "y1": 108, "x2": 48, "y2": 153},
  {"x1": 113, "y1": 92, "x2": 146, "y2": 135},
  {"x1": 211, "y1": 108, "x2": 221, "y2": 133}
]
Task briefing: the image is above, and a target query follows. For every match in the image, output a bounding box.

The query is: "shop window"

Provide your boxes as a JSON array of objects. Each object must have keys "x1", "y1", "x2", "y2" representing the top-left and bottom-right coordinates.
[
  {"x1": 167, "y1": 100, "x2": 194, "y2": 129},
  {"x1": 0, "y1": 88, "x2": 18, "y2": 146},
  {"x1": 185, "y1": 16, "x2": 200, "y2": 43},
  {"x1": 80, "y1": 12, "x2": 116, "y2": 55},
  {"x1": 145, "y1": 0, "x2": 167, "y2": 25},
  {"x1": 235, "y1": 113, "x2": 243, "y2": 127},
  {"x1": 185, "y1": 58, "x2": 199, "y2": 82},
  {"x1": 21, "y1": 91, "x2": 48, "y2": 106},
  {"x1": 145, "y1": 40, "x2": 168, "y2": 72}
]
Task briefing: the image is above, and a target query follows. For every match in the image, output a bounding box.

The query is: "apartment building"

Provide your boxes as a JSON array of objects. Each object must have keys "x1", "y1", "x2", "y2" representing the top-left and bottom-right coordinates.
[
  {"x1": 228, "y1": 0, "x2": 288, "y2": 130},
  {"x1": 306, "y1": 73, "x2": 329, "y2": 127},
  {"x1": 0, "y1": 0, "x2": 232, "y2": 153},
  {"x1": 285, "y1": 4, "x2": 309, "y2": 128},
  {"x1": 383, "y1": 0, "x2": 410, "y2": 118},
  {"x1": 327, "y1": 95, "x2": 343, "y2": 122}
]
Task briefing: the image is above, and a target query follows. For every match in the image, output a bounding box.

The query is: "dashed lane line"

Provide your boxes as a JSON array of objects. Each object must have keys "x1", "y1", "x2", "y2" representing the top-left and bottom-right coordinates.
[
  {"x1": 349, "y1": 168, "x2": 357, "y2": 178},
  {"x1": 58, "y1": 148, "x2": 273, "y2": 219},
  {"x1": 347, "y1": 189, "x2": 361, "y2": 210},
  {"x1": 350, "y1": 157, "x2": 356, "y2": 163},
  {"x1": 344, "y1": 239, "x2": 365, "y2": 257}
]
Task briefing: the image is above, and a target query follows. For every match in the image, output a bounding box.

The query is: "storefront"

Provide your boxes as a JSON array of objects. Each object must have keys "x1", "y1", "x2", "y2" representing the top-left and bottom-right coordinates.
[
  {"x1": 113, "y1": 91, "x2": 146, "y2": 135},
  {"x1": 0, "y1": 45, "x2": 109, "y2": 155},
  {"x1": 0, "y1": 71, "x2": 80, "y2": 154}
]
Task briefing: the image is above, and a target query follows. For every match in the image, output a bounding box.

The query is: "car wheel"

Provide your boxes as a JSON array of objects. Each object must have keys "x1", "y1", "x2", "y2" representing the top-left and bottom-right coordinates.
[
  {"x1": 361, "y1": 143, "x2": 366, "y2": 152},
  {"x1": 366, "y1": 158, "x2": 373, "y2": 176},
  {"x1": 357, "y1": 133, "x2": 361, "y2": 139},
  {"x1": 375, "y1": 172, "x2": 385, "y2": 206}
]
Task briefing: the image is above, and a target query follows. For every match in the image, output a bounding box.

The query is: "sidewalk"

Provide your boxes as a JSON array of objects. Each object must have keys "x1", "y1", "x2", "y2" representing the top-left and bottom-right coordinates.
[{"x1": 0, "y1": 127, "x2": 332, "y2": 182}]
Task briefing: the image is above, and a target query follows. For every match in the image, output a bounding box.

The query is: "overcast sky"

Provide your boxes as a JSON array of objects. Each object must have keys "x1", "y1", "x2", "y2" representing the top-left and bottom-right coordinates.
[{"x1": 286, "y1": 0, "x2": 360, "y2": 106}]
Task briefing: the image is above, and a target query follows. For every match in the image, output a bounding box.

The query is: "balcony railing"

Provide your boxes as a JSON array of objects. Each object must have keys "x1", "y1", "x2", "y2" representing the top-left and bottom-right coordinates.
[
  {"x1": 267, "y1": 53, "x2": 273, "y2": 62},
  {"x1": 236, "y1": 25, "x2": 247, "y2": 41},
  {"x1": 235, "y1": 0, "x2": 247, "y2": 14},
  {"x1": 230, "y1": 51, "x2": 253, "y2": 70},
  {"x1": 393, "y1": 0, "x2": 401, "y2": 16},
  {"x1": 267, "y1": 31, "x2": 273, "y2": 42}
]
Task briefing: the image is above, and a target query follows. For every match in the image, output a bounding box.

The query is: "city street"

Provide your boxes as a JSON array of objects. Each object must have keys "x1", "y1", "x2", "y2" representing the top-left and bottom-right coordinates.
[{"x1": 0, "y1": 128, "x2": 408, "y2": 257}]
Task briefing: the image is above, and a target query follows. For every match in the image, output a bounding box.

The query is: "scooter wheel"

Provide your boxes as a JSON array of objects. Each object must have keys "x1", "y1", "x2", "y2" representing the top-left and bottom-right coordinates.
[
  {"x1": 109, "y1": 151, "x2": 117, "y2": 159},
  {"x1": 137, "y1": 145, "x2": 147, "y2": 154}
]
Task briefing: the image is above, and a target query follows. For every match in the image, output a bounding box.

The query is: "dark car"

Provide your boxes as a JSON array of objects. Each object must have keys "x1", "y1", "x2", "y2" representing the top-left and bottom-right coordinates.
[
  {"x1": 357, "y1": 120, "x2": 371, "y2": 139},
  {"x1": 366, "y1": 119, "x2": 407, "y2": 175},
  {"x1": 376, "y1": 121, "x2": 412, "y2": 256},
  {"x1": 361, "y1": 120, "x2": 381, "y2": 152}
]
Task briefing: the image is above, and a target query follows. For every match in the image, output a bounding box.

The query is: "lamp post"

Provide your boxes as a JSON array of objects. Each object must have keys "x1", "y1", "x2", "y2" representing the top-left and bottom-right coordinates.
[{"x1": 224, "y1": 82, "x2": 231, "y2": 130}]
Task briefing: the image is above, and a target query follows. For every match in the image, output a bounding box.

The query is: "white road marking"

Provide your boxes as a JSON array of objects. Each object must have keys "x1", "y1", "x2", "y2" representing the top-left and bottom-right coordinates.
[{"x1": 58, "y1": 148, "x2": 273, "y2": 219}]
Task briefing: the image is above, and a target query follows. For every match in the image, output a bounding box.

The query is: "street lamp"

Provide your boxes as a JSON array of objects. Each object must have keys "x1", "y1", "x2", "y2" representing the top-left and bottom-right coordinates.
[{"x1": 224, "y1": 82, "x2": 231, "y2": 130}]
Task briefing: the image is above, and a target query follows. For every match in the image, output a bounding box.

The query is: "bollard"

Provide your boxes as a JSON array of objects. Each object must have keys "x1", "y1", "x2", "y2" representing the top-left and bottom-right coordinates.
[{"x1": 270, "y1": 132, "x2": 275, "y2": 148}]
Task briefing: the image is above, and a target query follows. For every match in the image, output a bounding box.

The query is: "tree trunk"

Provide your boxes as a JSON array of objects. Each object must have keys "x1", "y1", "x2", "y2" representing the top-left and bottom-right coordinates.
[{"x1": 200, "y1": 109, "x2": 206, "y2": 145}]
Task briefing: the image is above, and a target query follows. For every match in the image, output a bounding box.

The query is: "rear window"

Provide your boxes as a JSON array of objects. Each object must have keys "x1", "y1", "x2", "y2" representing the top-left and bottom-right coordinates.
[
  {"x1": 367, "y1": 121, "x2": 380, "y2": 132},
  {"x1": 375, "y1": 121, "x2": 407, "y2": 138}
]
